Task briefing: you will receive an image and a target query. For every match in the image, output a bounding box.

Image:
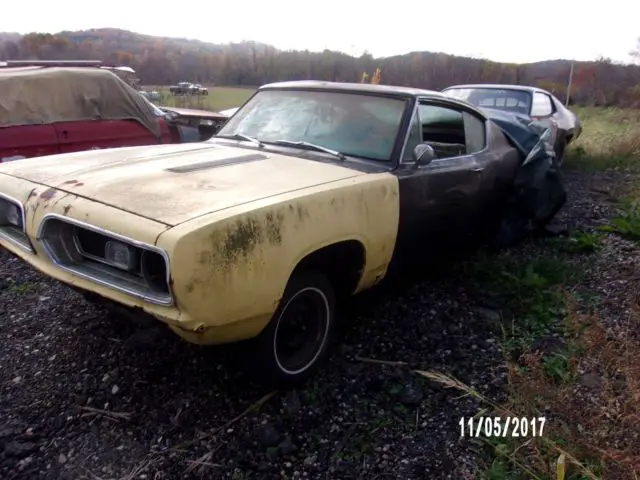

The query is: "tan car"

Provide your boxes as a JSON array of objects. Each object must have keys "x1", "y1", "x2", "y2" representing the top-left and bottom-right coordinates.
[{"x1": 0, "y1": 81, "x2": 564, "y2": 385}]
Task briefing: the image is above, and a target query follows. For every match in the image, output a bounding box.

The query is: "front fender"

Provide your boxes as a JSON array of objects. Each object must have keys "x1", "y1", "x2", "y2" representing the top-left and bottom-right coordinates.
[{"x1": 156, "y1": 172, "x2": 400, "y2": 337}]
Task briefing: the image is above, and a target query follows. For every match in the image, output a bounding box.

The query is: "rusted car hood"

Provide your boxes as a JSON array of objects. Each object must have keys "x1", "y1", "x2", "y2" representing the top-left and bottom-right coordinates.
[{"x1": 0, "y1": 143, "x2": 366, "y2": 226}]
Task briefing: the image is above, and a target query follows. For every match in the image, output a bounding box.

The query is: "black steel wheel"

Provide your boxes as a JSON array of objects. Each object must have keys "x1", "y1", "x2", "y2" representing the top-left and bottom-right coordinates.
[{"x1": 250, "y1": 272, "x2": 335, "y2": 386}]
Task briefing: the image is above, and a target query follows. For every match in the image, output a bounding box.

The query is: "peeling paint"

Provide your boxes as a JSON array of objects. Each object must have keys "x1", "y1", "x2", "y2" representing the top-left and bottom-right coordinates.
[{"x1": 40, "y1": 188, "x2": 57, "y2": 200}]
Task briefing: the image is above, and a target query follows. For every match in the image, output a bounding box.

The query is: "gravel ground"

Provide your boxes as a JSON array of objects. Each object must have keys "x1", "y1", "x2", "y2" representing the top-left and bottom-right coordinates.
[{"x1": 0, "y1": 168, "x2": 637, "y2": 480}]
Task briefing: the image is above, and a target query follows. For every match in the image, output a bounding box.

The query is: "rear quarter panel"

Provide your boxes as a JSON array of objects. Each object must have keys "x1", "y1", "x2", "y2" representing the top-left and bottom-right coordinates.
[
  {"x1": 157, "y1": 172, "x2": 400, "y2": 344},
  {"x1": 0, "y1": 125, "x2": 60, "y2": 161},
  {"x1": 54, "y1": 119, "x2": 164, "y2": 153}
]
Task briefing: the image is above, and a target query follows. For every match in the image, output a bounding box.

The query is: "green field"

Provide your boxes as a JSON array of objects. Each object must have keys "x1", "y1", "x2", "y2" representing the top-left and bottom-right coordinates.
[
  {"x1": 147, "y1": 86, "x2": 256, "y2": 112},
  {"x1": 567, "y1": 106, "x2": 640, "y2": 172}
]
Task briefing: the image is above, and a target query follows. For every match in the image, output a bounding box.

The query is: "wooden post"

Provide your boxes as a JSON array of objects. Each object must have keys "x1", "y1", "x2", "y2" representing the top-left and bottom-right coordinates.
[{"x1": 566, "y1": 61, "x2": 574, "y2": 106}]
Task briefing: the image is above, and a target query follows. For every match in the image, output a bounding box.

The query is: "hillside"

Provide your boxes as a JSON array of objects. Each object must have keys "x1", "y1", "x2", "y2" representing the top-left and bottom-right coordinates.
[{"x1": 1, "y1": 28, "x2": 639, "y2": 107}]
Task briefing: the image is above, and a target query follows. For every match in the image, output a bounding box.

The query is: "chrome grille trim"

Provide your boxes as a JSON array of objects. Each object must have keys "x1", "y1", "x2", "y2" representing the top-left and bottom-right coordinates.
[
  {"x1": 0, "y1": 192, "x2": 33, "y2": 253},
  {"x1": 36, "y1": 213, "x2": 174, "y2": 306}
]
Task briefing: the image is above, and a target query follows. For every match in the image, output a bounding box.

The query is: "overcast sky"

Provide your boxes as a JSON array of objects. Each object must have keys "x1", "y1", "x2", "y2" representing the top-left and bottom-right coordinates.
[{"x1": 2, "y1": 0, "x2": 638, "y2": 64}]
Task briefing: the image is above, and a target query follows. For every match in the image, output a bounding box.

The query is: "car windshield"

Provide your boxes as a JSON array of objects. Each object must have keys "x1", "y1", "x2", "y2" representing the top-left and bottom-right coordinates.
[
  {"x1": 216, "y1": 89, "x2": 408, "y2": 161},
  {"x1": 444, "y1": 88, "x2": 532, "y2": 115}
]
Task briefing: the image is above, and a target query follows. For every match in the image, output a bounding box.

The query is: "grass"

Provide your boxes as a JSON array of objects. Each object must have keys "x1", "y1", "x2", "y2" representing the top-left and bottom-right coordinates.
[
  {"x1": 144, "y1": 85, "x2": 255, "y2": 112},
  {"x1": 567, "y1": 106, "x2": 640, "y2": 243},
  {"x1": 428, "y1": 234, "x2": 638, "y2": 479},
  {"x1": 441, "y1": 106, "x2": 640, "y2": 479},
  {"x1": 566, "y1": 107, "x2": 640, "y2": 172}
]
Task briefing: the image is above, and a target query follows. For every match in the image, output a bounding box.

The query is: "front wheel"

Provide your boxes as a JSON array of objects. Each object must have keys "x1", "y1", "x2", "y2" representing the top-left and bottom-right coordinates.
[{"x1": 249, "y1": 272, "x2": 336, "y2": 386}]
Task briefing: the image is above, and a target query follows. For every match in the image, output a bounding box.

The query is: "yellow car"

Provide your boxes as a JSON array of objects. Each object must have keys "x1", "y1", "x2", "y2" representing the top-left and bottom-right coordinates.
[{"x1": 0, "y1": 81, "x2": 564, "y2": 384}]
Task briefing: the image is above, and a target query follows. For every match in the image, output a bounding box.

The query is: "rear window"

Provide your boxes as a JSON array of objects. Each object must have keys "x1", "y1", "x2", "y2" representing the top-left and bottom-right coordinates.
[{"x1": 444, "y1": 88, "x2": 532, "y2": 115}]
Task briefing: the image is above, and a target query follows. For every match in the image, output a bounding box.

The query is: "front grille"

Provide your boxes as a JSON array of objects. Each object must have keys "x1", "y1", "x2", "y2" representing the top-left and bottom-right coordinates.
[
  {"x1": 0, "y1": 193, "x2": 33, "y2": 252},
  {"x1": 37, "y1": 214, "x2": 173, "y2": 305}
]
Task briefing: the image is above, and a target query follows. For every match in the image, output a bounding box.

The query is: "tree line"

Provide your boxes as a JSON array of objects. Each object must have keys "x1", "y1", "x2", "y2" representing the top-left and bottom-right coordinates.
[{"x1": 2, "y1": 29, "x2": 640, "y2": 107}]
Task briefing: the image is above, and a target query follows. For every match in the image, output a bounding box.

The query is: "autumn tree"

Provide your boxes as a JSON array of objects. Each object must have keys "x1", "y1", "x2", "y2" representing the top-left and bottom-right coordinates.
[{"x1": 2, "y1": 29, "x2": 640, "y2": 107}]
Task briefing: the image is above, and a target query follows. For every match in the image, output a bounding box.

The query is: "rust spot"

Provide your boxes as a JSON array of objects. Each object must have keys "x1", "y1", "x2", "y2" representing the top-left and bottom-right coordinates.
[
  {"x1": 62, "y1": 180, "x2": 78, "y2": 185},
  {"x1": 223, "y1": 217, "x2": 262, "y2": 262},
  {"x1": 295, "y1": 204, "x2": 309, "y2": 222},
  {"x1": 63, "y1": 204, "x2": 72, "y2": 215},
  {"x1": 40, "y1": 188, "x2": 57, "y2": 200},
  {"x1": 27, "y1": 189, "x2": 38, "y2": 199},
  {"x1": 264, "y1": 211, "x2": 284, "y2": 245}
]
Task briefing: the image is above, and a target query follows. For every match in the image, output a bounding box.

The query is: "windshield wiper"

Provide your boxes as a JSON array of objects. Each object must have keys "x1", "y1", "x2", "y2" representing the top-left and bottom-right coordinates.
[
  {"x1": 214, "y1": 133, "x2": 264, "y2": 148},
  {"x1": 268, "y1": 140, "x2": 346, "y2": 161}
]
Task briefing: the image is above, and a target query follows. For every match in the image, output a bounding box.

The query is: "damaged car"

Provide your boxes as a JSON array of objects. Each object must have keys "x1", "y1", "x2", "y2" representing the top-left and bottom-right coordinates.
[
  {"x1": 0, "y1": 66, "x2": 220, "y2": 163},
  {"x1": 158, "y1": 106, "x2": 231, "y2": 142},
  {"x1": 442, "y1": 84, "x2": 581, "y2": 165},
  {"x1": 0, "y1": 81, "x2": 566, "y2": 385}
]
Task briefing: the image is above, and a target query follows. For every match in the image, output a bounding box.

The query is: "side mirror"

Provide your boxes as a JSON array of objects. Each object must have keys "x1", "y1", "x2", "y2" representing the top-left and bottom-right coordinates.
[{"x1": 413, "y1": 144, "x2": 436, "y2": 167}]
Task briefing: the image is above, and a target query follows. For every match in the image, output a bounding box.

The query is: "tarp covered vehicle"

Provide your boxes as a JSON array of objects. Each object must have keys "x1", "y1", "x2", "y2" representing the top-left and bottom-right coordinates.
[{"x1": 0, "y1": 66, "x2": 221, "y2": 163}]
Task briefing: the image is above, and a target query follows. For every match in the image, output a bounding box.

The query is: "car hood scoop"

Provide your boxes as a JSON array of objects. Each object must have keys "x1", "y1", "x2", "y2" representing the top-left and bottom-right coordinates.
[{"x1": 0, "y1": 143, "x2": 364, "y2": 226}]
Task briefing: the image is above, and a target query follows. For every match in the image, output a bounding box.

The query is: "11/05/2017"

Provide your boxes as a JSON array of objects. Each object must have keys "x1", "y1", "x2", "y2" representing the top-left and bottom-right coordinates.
[{"x1": 459, "y1": 417, "x2": 546, "y2": 438}]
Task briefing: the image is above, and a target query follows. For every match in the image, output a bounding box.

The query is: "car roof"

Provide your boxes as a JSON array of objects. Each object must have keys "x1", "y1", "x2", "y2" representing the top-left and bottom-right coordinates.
[
  {"x1": 260, "y1": 80, "x2": 444, "y2": 98},
  {"x1": 444, "y1": 83, "x2": 551, "y2": 95}
]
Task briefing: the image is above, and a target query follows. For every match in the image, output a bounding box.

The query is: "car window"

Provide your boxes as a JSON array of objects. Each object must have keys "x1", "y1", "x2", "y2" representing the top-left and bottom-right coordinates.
[
  {"x1": 402, "y1": 102, "x2": 486, "y2": 162},
  {"x1": 531, "y1": 92, "x2": 554, "y2": 117},
  {"x1": 219, "y1": 90, "x2": 408, "y2": 161},
  {"x1": 444, "y1": 88, "x2": 531, "y2": 116}
]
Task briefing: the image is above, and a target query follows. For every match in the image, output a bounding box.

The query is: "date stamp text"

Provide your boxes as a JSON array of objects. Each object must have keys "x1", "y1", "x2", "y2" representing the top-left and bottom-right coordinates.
[{"x1": 459, "y1": 417, "x2": 546, "y2": 438}]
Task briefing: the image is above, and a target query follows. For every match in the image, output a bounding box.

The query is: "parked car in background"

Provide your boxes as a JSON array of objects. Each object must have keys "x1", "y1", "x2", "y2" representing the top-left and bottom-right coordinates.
[
  {"x1": 169, "y1": 82, "x2": 208, "y2": 96},
  {"x1": 0, "y1": 65, "x2": 221, "y2": 162},
  {"x1": 0, "y1": 81, "x2": 565, "y2": 385},
  {"x1": 192, "y1": 84, "x2": 209, "y2": 95},
  {"x1": 442, "y1": 84, "x2": 581, "y2": 164}
]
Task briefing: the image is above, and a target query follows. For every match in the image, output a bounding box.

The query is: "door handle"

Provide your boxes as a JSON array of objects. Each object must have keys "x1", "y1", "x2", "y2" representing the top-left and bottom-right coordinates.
[{"x1": 471, "y1": 166, "x2": 484, "y2": 173}]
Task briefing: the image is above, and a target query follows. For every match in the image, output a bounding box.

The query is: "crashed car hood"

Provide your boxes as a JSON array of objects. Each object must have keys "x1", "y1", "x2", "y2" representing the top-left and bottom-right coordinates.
[{"x1": 0, "y1": 143, "x2": 365, "y2": 226}]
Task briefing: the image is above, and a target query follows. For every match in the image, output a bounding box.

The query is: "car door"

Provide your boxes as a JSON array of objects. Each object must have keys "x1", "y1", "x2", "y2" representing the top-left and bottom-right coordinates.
[{"x1": 392, "y1": 99, "x2": 488, "y2": 261}]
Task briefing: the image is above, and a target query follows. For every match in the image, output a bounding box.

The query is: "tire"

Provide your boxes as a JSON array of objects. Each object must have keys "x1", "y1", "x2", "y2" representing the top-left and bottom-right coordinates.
[{"x1": 249, "y1": 272, "x2": 336, "y2": 386}]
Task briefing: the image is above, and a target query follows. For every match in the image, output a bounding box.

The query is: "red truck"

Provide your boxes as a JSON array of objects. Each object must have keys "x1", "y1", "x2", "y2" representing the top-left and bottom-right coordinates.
[{"x1": 0, "y1": 61, "x2": 229, "y2": 163}]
